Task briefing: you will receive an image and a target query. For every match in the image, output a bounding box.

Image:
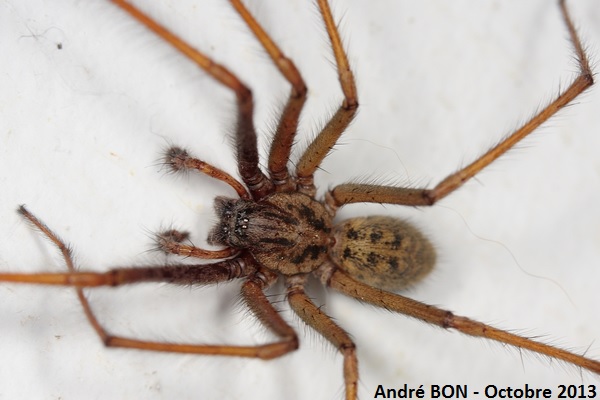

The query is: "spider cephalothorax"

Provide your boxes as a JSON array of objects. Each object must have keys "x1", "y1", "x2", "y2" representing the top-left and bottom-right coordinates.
[{"x1": 209, "y1": 192, "x2": 333, "y2": 275}]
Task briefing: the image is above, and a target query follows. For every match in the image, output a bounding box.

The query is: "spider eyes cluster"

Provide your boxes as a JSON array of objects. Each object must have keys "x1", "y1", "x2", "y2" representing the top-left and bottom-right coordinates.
[{"x1": 209, "y1": 196, "x2": 249, "y2": 247}]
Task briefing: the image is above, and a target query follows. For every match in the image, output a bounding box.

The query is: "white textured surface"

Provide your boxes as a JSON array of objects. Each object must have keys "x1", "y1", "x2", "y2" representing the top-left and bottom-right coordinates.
[{"x1": 1, "y1": 1, "x2": 599, "y2": 399}]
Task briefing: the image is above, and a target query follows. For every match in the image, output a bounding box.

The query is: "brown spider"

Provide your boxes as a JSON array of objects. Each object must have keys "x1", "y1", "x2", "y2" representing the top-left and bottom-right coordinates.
[{"x1": 1, "y1": 0, "x2": 600, "y2": 398}]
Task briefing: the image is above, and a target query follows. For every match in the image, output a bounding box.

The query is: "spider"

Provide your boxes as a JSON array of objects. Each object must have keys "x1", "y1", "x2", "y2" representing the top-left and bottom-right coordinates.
[{"x1": 1, "y1": 1, "x2": 600, "y2": 398}]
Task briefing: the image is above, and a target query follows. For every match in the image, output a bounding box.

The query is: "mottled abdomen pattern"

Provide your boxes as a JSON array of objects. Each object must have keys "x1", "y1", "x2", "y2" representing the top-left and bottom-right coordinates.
[{"x1": 331, "y1": 216, "x2": 436, "y2": 292}]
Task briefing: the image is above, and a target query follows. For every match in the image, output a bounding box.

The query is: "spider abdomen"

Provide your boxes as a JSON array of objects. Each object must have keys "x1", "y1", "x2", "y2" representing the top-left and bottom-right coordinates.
[{"x1": 330, "y1": 216, "x2": 435, "y2": 292}]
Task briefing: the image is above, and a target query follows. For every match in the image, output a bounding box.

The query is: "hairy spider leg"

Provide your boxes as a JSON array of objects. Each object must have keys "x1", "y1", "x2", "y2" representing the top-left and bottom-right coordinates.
[
  {"x1": 318, "y1": 266, "x2": 600, "y2": 377},
  {"x1": 326, "y1": 0, "x2": 593, "y2": 209},
  {"x1": 228, "y1": 0, "x2": 308, "y2": 192},
  {"x1": 0, "y1": 207, "x2": 299, "y2": 359},
  {"x1": 296, "y1": 0, "x2": 359, "y2": 196}
]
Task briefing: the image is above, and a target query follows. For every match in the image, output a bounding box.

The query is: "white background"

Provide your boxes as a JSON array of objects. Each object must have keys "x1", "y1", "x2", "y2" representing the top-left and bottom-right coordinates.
[{"x1": 1, "y1": 0, "x2": 600, "y2": 399}]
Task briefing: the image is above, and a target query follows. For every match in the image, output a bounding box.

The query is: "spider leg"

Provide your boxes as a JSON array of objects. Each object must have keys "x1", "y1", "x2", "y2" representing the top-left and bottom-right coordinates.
[
  {"x1": 0, "y1": 260, "x2": 250, "y2": 287},
  {"x1": 286, "y1": 275, "x2": 358, "y2": 400},
  {"x1": 165, "y1": 146, "x2": 251, "y2": 199},
  {"x1": 229, "y1": 0, "x2": 308, "y2": 192},
  {"x1": 83, "y1": 273, "x2": 298, "y2": 359},
  {"x1": 4, "y1": 207, "x2": 298, "y2": 359},
  {"x1": 319, "y1": 266, "x2": 600, "y2": 375},
  {"x1": 296, "y1": 0, "x2": 359, "y2": 196},
  {"x1": 109, "y1": 0, "x2": 273, "y2": 199},
  {"x1": 327, "y1": 0, "x2": 593, "y2": 208},
  {"x1": 155, "y1": 229, "x2": 239, "y2": 259}
]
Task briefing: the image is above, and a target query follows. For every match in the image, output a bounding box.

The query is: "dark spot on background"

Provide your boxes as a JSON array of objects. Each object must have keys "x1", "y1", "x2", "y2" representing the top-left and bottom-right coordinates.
[
  {"x1": 343, "y1": 247, "x2": 352, "y2": 259},
  {"x1": 370, "y1": 231, "x2": 383, "y2": 243},
  {"x1": 347, "y1": 228, "x2": 358, "y2": 240},
  {"x1": 367, "y1": 252, "x2": 378, "y2": 265},
  {"x1": 391, "y1": 233, "x2": 403, "y2": 250}
]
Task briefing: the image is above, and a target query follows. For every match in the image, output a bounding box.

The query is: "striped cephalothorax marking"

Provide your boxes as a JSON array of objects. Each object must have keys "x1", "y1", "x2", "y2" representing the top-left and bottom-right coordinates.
[{"x1": 209, "y1": 192, "x2": 334, "y2": 275}]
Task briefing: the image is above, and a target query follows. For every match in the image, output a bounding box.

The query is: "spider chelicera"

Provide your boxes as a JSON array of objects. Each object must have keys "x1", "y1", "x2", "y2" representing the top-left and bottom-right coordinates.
[{"x1": 1, "y1": 0, "x2": 600, "y2": 393}]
